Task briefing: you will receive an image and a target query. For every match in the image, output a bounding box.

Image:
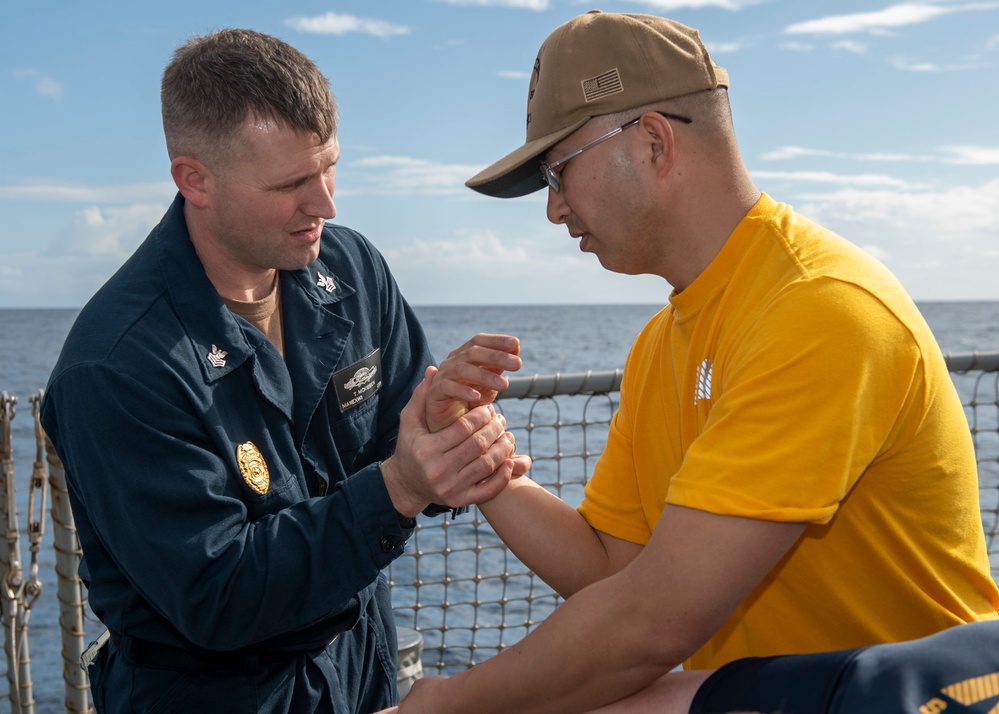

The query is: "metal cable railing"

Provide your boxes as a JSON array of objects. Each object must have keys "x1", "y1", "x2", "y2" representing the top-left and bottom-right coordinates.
[
  {"x1": 387, "y1": 352, "x2": 999, "y2": 675},
  {"x1": 946, "y1": 353, "x2": 999, "y2": 575},
  {"x1": 0, "y1": 352, "x2": 998, "y2": 704}
]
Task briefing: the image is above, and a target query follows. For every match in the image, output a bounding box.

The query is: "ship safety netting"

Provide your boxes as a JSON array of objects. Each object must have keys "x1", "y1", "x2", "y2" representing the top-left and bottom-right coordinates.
[{"x1": 387, "y1": 354, "x2": 999, "y2": 675}]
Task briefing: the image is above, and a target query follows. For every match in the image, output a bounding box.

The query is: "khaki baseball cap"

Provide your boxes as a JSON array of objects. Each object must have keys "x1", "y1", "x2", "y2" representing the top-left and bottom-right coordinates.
[{"x1": 466, "y1": 9, "x2": 728, "y2": 198}]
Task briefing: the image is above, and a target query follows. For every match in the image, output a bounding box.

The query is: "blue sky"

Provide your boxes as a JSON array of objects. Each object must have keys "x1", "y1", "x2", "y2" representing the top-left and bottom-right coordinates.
[{"x1": 2, "y1": 0, "x2": 998, "y2": 308}]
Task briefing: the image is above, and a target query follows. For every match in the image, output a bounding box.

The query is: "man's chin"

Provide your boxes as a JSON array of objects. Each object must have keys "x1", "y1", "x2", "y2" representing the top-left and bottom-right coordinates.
[{"x1": 280, "y1": 243, "x2": 322, "y2": 271}]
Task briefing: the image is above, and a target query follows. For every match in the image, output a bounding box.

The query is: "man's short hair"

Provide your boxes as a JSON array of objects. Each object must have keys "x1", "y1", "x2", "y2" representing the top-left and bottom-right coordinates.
[{"x1": 161, "y1": 29, "x2": 338, "y2": 166}]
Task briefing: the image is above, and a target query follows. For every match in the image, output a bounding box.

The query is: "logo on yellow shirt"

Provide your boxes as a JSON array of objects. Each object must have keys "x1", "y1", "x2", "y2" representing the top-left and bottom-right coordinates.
[{"x1": 695, "y1": 359, "x2": 713, "y2": 404}]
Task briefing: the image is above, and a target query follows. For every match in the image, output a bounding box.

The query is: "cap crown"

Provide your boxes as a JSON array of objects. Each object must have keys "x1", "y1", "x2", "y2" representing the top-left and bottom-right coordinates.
[
  {"x1": 527, "y1": 10, "x2": 728, "y2": 142},
  {"x1": 466, "y1": 10, "x2": 728, "y2": 198}
]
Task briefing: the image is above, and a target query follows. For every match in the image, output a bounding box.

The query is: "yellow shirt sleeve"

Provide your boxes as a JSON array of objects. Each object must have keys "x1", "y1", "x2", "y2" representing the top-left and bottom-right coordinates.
[{"x1": 668, "y1": 278, "x2": 921, "y2": 524}]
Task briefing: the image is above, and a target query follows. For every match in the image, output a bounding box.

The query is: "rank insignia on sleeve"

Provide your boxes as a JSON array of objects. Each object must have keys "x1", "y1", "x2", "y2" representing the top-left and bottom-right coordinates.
[{"x1": 236, "y1": 441, "x2": 270, "y2": 495}]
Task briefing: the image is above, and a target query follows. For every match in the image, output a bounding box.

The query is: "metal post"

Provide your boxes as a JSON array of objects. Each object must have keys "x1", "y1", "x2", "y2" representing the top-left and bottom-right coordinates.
[
  {"x1": 1, "y1": 393, "x2": 25, "y2": 714},
  {"x1": 45, "y1": 437, "x2": 91, "y2": 713}
]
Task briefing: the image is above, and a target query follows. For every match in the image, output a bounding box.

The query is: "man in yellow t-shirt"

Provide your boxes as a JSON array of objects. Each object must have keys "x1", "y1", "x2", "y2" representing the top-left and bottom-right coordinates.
[
  {"x1": 389, "y1": 10, "x2": 999, "y2": 714},
  {"x1": 579, "y1": 191, "x2": 996, "y2": 669}
]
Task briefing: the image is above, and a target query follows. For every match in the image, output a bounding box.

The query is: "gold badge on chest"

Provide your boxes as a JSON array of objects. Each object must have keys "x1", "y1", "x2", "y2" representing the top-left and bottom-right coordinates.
[{"x1": 236, "y1": 441, "x2": 270, "y2": 495}]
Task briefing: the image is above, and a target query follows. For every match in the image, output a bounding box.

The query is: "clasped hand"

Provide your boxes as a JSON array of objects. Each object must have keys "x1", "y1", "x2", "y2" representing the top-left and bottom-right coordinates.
[{"x1": 382, "y1": 334, "x2": 531, "y2": 517}]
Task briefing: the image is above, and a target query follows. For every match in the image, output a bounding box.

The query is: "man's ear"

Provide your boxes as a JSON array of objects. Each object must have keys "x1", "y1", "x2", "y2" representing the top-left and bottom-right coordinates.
[
  {"x1": 171, "y1": 156, "x2": 213, "y2": 209},
  {"x1": 640, "y1": 112, "x2": 676, "y2": 181}
]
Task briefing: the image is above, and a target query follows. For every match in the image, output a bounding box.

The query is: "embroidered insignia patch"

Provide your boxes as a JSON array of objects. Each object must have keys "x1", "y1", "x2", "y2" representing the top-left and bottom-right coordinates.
[
  {"x1": 582, "y1": 68, "x2": 624, "y2": 103},
  {"x1": 317, "y1": 274, "x2": 337, "y2": 293},
  {"x1": 207, "y1": 345, "x2": 228, "y2": 368},
  {"x1": 236, "y1": 441, "x2": 269, "y2": 495},
  {"x1": 332, "y1": 349, "x2": 383, "y2": 412}
]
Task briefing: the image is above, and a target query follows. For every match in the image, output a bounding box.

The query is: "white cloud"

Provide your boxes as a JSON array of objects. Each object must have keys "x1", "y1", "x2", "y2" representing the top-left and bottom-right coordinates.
[
  {"x1": 760, "y1": 145, "x2": 999, "y2": 165},
  {"x1": 763, "y1": 146, "x2": 932, "y2": 162},
  {"x1": 751, "y1": 169, "x2": 918, "y2": 189},
  {"x1": 859, "y1": 243, "x2": 892, "y2": 263},
  {"x1": 988, "y1": 33, "x2": 999, "y2": 48},
  {"x1": 285, "y1": 13, "x2": 410, "y2": 39},
  {"x1": 383, "y1": 228, "x2": 670, "y2": 305},
  {"x1": 0, "y1": 202, "x2": 169, "y2": 307},
  {"x1": 832, "y1": 39, "x2": 868, "y2": 54},
  {"x1": 57, "y1": 204, "x2": 167, "y2": 260},
  {"x1": 892, "y1": 56, "x2": 992, "y2": 71},
  {"x1": 497, "y1": 70, "x2": 531, "y2": 79},
  {"x1": 432, "y1": 0, "x2": 549, "y2": 9},
  {"x1": 0, "y1": 181, "x2": 175, "y2": 204},
  {"x1": 386, "y1": 230, "x2": 531, "y2": 269},
  {"x1": 790, "y1": 179, "x2": 999, "y2": 300},
  {"x1": 785, "y1": 2, "x2": 999, "y2": 36},
  {"x1": 616, "y1": 0, "x2": 768, "y2": 10},
  {"x1": 761, "y1": 146, "x2": 835, "y2": 161},
  {"x1": 14, "y1": 68, "x2": 64, "y2": 101},
  {"x1": 340, "y1": 156, "x2": 485, "y2": 196},
  {"x1": 891, "y1": 57, "x2": 940, "y2": 71},
  {"x1": 794, "y1": 180, "x2": 999, "y2": 245},
  {"x1": 780, "y1": 41, "x2": 816, "y2": 52},
  {"x1": 707, "y1": 41, "x2": 747, "y2": 54},
  {"x1": 938, "y1": 145, "x2": 999, "y2": 165},
  {"x1": 0, "y1": 250, "x2": 120, "y2": 307}
]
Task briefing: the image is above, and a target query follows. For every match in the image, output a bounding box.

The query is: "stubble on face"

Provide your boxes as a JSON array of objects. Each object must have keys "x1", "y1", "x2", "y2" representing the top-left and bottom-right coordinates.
[
  {"x1": 197, "y1": 118, "x2": 338, "y2": 298},
  {"x1": 565, "y1": 145, "x2": 658, "y2": 277}
]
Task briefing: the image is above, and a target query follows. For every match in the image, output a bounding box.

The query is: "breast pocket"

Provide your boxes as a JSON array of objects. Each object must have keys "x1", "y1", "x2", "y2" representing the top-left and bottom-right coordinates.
[
  {"x1": 331, "y1": 393, "x2": 381, "y2": 473},
  {"x1": 327, "y1": 348, "x2": 385, "y2": 473}
]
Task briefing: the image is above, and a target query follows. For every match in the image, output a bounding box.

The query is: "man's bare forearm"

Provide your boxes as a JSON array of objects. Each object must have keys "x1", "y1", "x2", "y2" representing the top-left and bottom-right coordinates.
[{"x1": 478, "y1": 479, "x2": 621, "y2": 597}]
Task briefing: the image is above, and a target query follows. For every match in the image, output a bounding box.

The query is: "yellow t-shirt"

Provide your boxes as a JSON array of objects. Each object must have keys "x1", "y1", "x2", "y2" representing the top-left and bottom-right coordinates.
[{"x1": 579, "y1": 193, "x2": 999, "y2": 669}]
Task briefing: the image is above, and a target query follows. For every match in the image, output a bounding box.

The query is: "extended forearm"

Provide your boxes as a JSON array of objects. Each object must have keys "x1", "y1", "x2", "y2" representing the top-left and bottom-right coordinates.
[
  {"x1": 437, "y1": 570, "x2": 681, "y2": 714},
  {"x1": 478, "y1": 478, "x2": 617, "y2": 597}
]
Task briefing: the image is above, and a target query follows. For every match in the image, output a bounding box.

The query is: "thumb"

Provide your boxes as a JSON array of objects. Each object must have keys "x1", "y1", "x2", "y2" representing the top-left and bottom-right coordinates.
[{"x1": 402, "y1": 368, "x2": 434, "y2": 428}]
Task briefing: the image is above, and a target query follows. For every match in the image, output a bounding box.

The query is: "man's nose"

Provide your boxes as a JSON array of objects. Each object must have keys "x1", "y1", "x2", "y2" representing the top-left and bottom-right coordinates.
[{"x1": 546, "y1": 186, "x2": 569, "y2": 225}]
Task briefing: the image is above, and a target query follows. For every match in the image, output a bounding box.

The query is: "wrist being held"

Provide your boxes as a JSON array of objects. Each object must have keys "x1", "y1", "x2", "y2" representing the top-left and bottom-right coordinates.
[{"x1": 384, "y1": 372, "x2": 519, "y2": 516}]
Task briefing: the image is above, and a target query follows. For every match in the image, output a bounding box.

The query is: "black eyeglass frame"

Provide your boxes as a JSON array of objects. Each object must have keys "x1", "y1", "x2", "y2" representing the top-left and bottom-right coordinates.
[{"x1": 540, "y1": 111, "x2": 693, "y2": 193}]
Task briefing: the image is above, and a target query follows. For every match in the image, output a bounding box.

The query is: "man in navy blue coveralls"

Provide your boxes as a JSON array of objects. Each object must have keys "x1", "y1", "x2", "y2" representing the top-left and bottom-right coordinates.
[{"x1": 40, "y1": 29, "x2": 526, "y2": 714}]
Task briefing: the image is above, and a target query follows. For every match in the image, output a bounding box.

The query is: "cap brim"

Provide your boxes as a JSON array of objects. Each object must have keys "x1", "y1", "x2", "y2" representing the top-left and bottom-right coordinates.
[{"x1": 465, "y1": 118, "x2": 590, "y2": 199}]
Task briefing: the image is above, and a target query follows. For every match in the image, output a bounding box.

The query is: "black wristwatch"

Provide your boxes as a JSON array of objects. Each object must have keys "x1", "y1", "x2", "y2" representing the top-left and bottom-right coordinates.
[
  {"x1": 396, "y1": 511, "x2": 417, "y2": 530},
  {"x1": 421, "y1": 503, "x2": 469, "y2": 519}
]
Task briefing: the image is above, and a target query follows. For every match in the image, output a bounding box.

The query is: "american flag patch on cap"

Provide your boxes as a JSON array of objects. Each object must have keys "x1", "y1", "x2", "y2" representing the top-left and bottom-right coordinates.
[{"x1": 582, "y1": 68, "x2": 624, "y2": 102}]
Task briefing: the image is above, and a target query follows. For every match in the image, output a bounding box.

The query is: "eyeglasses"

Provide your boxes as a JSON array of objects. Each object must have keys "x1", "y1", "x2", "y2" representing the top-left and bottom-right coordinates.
[{"x1": 540, "y1": 111, "x2": 693, "y2": 193}]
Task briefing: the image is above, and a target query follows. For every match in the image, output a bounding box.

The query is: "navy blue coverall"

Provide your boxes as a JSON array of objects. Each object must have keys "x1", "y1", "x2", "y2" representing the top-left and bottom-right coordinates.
[{"x1": 41, "y1": 195, "x2": 433, "y2": 712}]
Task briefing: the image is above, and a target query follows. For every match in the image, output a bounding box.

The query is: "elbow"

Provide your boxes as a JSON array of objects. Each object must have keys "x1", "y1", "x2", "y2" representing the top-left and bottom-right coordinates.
[
  {"x1": 613, "y1": 583, "x2": 715, "y2": 672},
  {"x1": 634, "y1": 619, "x2": 702, "y2": 673}
]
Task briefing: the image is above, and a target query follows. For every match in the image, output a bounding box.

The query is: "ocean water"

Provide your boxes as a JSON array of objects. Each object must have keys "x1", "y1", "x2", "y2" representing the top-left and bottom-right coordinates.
[{"x1": 0, "y1": 301, "x2": 997, "y2": 710}]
